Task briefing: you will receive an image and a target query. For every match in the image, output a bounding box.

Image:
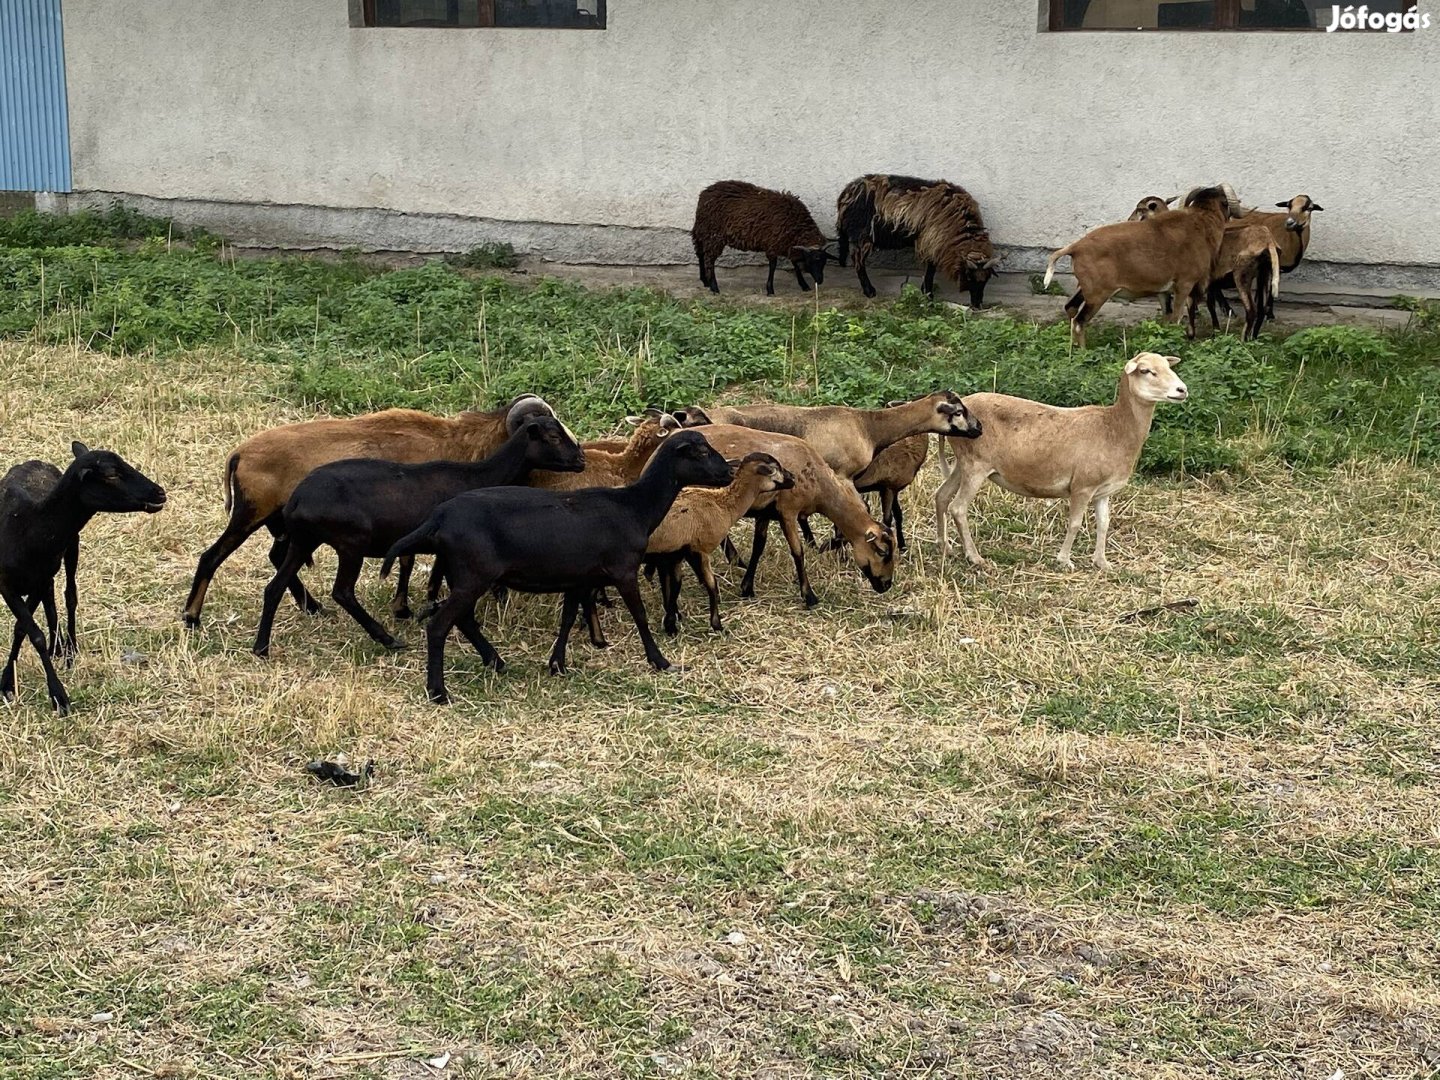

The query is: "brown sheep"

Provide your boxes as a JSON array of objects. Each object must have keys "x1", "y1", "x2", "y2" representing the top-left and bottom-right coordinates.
[
  {"x1": 1044, "y1": 185, "x2": 1236, "y2": 348},
  {"x1": 836, "y1": 174, "x2": 1000, "y2": 305},
  {"x1": 182, "y1": 395, "x2": 562, "y2": 628},
  {"x1": 691, "y1": 180, "x2": 834, "y2": 296}
]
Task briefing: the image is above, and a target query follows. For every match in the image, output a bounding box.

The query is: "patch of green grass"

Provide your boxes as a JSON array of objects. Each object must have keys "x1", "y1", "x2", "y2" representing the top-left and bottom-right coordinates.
[
  {"x1": 0, "y1": 222, "x2": 1437, "y2": 474},
  {"x1": 445, "y1": 241, "x2": 520, "y2": 270}
]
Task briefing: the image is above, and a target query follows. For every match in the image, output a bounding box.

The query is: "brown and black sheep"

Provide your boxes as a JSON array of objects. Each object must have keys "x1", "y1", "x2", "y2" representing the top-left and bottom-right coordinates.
[
  {"x1": 691, "y1": 181, "x2": 835, "y2": 296},
  {"x1": 835, "y1": 174, "x2": 1000, "y2": 306}
]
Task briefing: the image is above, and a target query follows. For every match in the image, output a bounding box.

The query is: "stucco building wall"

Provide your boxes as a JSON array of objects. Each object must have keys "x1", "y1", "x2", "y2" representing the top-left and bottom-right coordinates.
[{"x1": 58, "y1": 0, "x2": 1440, "y2": 286}]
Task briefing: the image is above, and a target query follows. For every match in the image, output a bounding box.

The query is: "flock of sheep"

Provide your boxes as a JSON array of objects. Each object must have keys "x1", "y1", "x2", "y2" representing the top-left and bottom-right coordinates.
[
  {"x1": 694, "y1": 173, "x2": 1322, "y2": 344},
  {"x1": 1, "y1": 347, "x2": 1189, "y2": 712}
]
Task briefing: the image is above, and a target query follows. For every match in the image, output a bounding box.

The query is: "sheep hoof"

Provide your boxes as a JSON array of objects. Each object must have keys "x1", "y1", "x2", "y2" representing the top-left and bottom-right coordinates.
[
  {"x1": 182, "y1": 614, "x2": 201, "y2": 630},
  {"x1": 1092, "y1": 556, "x2": 1112, "y2": 572},
  {"x1": 547, "y1": 659, "x2": 567, "y2": 676},
  {"x1": 428, "y1": 687, "x2": 450, "y2": 705},
  {"x1": 383, "y1": 639, "x2": 406, "y2": 652},
  {"x1": 803, "y1": 593, "x2": 820, "y2": 609},
  {"x1": 1055, "y1": 557, "x2": 1076, "y2": 571},
  {"x1": 252, "y1": 645, "x2": 270, "y2": 659},
  {"x1": 414, "y1": 602, "x2": 439, "y2": 621},
  {"x1": 966, "y1": 556, "x2": 988, "y2": 569}
]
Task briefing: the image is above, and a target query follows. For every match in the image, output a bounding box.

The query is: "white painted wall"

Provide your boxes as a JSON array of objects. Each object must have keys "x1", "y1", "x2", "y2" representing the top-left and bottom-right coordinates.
[{"x1": 60, "y1": 0, "x2": 1440, "y2": 276}]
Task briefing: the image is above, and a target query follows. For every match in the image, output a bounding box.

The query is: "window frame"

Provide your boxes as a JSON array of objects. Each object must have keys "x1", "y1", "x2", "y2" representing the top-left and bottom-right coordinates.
[
  {"x1": 360, "y1": 0, "x2": 607, "y2": 29},
  {"x1": 1046, "y1": 0, "x2": 1416, "y2": 31}
]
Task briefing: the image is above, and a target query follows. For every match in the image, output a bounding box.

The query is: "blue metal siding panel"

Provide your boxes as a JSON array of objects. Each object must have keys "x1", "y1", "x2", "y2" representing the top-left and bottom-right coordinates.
[{"x1": 0, "y1": 0, "x2": 72, "y2": 192}]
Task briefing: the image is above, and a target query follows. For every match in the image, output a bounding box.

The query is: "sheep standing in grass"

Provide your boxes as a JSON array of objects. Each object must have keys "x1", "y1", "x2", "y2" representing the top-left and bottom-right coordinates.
[
  {"x1": 934, "y1": 353, "x2": 1188, "y2": 571},
  {"x1": 1, "y1": 443, "x2": 166, "y2": 715},
  {"x1": 691, "y1": 181, "x2": 834, "y2": 296}
]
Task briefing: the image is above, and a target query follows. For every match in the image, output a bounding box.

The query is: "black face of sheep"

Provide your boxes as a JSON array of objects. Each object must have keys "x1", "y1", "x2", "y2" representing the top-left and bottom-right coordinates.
[
  {"x1": 523, "y1": 417, "x2": 587, "y2": 473},
  {"x1": 963, "y1": 257, "x2": 1001, "y2": 309},
  {"x1": 792, "y1": 246, "x2": 830, "y2": 287},
  {"x1": 71, "y1": 442, "x2": 168, "y2": 514}
]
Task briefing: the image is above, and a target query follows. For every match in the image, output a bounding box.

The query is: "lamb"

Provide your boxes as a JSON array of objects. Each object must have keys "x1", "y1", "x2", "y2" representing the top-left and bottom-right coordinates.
[
  {"x1": 852, "y1": 434, "x2": 929, "y2": 553},
  {"x1": 384, "y1": 430, "x2": 733, "y2": 704},
  {"x1": 251, "y1": 416, "x2": 584, "y2": 657},
  {"x1": 1128, "y1": 194, "x2": 1280, "y2": 340},
  {"x1": 835, "y1": 174, "x2": 1001, "y2": 304},
  {"x1": 182, "y1": 394, "x2": 563, "y2": 629},
  {"x1": 672, "y1": 392, "x2": 980, "y2": 483},
  {"x1": 1, "y1": 443, "x2": 166, "y2": 715},
  {"x1": 1044, "y1": 185, "x2": 1236, "y2": 347},
  {"x1": 643, "y1": 452, "x2": 794, "y2": 634},
  {"x1": 678, "y1": 425, "x2": 897, "y2": 607},
  {"x1": 1128, "y1": 194, "x2": 1178, "y2": 222},
  {"x1": 933, "y1": 353, "x2": 1188, "y2": 571},
  {"x1": 691, "y1": 180, "x2": 835, "y2": 296},
  {"x1": 0, "y1": 462, "x2": 79, "y2": 663},
  {"x1": 1208, "y1": 194, "x2": 1323, "y2": 324}
]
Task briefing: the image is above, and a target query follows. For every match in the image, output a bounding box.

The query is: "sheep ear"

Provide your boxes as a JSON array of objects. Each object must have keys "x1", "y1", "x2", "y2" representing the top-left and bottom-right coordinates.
[
  {"x1": 1310, "y1": 203, "x2": 1324, "y2": 212},
  {"x1": 1164, "y1": 355, "x2": 1183, "y2": 368},
  {"x1": 1124, "y1": 358, "x2": 1141, "y2": 374},
  {"x1": 525, "y1": 420, "x2": 544, "y2": 438},
  {"x1": 71, "y1": 441, "x2": 90, "y2": 458},
  {"x1": 1275, "y1": 202, "x2": 1290, "y2": 209},
  {"x1": 623, "y1": 415, "x2": 642, "y2": 426},
  {"x1": 884, "y1": 399, "x2": 906, "y2": 408}
]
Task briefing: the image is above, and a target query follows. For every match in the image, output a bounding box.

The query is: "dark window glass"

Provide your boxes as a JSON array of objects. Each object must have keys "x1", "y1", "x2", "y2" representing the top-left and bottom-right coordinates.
[
  {"x1": 1239, "y1": 0, "x2": 1412, "y2": 28},
  {"x1": 367, "y1": 0, "x2": 605, "y2": 28},
  {"x1": 1053, "y1": 1, "x2": 1218, "y2": 29}
]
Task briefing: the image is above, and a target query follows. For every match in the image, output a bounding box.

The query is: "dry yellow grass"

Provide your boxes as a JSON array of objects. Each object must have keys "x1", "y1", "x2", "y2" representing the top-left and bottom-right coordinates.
[{"x1": 1, "y1": 341, "x2": 1438, "y2": 1079}]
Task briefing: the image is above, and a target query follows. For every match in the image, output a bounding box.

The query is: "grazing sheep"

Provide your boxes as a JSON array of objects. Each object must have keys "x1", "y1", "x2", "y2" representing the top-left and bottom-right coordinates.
[
  {"x1": 385, "y1": 431, "x2": 733, "y2": 703},
  {"x1": 251, "y1": 416, "x2": 585, "y2": 657},
  {"x1": 644, "y1": 452, "x2": 795, "y2": 634},
  {"x1": 933, "y1": 353, "x2": 1188, "y2": 571},
  {"x1": 183, "y1": 394, "x2": 563, "y2": 628},
  {"x1": 853, "y1": 434, "x2": 929, "y2": 553},
  {"x1": 682, "y1": 425, "x2": 897, "y2": 607},
  {"x1": 1, "y1": 443, "x2": 166, "y2": 715},
  {"x1": 1044, "y1": 185, "x2": 1236, "y2": 347},
  {"x1": 835, "y1": 174, "x2": 1001, "y2": 304},
  {"x1": 691, "y1": 180, "x2": 834, "y2": 296}
]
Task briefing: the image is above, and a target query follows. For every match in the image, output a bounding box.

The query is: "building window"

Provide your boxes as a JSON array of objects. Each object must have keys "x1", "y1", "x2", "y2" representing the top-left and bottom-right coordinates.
[
  {"x1": 363, "y1": 0, "x2": 606, "y2": 28},
  {"x1": 1048, "y1": 0, "x2": 1416, "y2": 29}
]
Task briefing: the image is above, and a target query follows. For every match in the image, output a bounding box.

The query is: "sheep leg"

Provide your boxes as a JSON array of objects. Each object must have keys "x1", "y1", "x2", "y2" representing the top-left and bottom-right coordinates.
[
  {"x1": 454, "y1": 606, "x2": 505, "y2": 673},
  {"x1": 331, "y1": 552, "x2": 404, "y2": 651},
  {"x1": 739, "y1": 516, "x2": 771, "y2": 598},
  {"x1": 183, "y1": 515, "x2": 265, "y2": 628},
  {"x1": 658, "y1": 557, "x2": 683, "y2": 636},
  {"x1": 921, "y1": 262, "x2": 937, "y2": 299},
  {"x1": 720, "y1": 534, "x2": 746, "y2": 569},
  {"x1": 704, "y1": 244, "x2": 721, "y2": 294},
  {"x1": 792, "y1": 259, "x2": 811, "y2": 293},
  {"x1": 583, "y1": 592, "x2": 609, "y2": 648},
  {"x1": 764, "y1": 256, "x2": 778, "y2": 296},
  {"x1": 547, "y1": 591, "x2": 584, "y2": 675},
  {"x1": 53, "y1": 541, "x2": 78, "y2": 664},
  {"x1": 1071, "y1": 289, "x2": 1112, "y2": 350},
  {"x1": 613, "y1": 575, "x2": 670, "y2": 671},
  {"x1": 252, "y1": 540, "x2": 317, "y2": 657},
  {"x1": 264, "y1": 520, "x2": 325, "y2": 616},
  {"x1": 1234, "y1": 272, "x2": 1257, "y2": 341},
  {"x1": 778, "y1": 514, "x2": 819, "y2": 608},
  {"x1": 1055, "y1": 491, "x2": 1094, "y2": 571},
  {"x1": 1, "y1": 593, "x2": 42, "y2": 703},
  {"x1": 391, "y1": 556, "x2": 415, "y2": 620},
  {"x1": 798, "y1": 516, "x2": 819, "y2": 549},
  {"x1": 855, "y1": 245, "x2": 878, "y2": 299},
  {"x1": 884, "y1": 488, "x2": 908, "y2": 553},
  {"x1": 945, "y1": 469, "x2": 991, "y2": 566},
  {"x1": 687, "y1": 551, "x2": 723, "y2": 632},
  {"x1": 412, "y1": 556, "x2": 448, "y2": 620},
  {"x1": 1091, "y1": 496, "x2": 1112, "y2": 572},
  {"x1": 1, "y1": 585, "x2": 69, "y2": 715},
  {"x1": 40, "y1": 586, "x2": 58, "y2": 658}
]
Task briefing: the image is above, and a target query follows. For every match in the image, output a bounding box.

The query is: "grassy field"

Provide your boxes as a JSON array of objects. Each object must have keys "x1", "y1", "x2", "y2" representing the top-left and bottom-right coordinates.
[{"x1": 1, "y1": 221, "x2": 1439, "y2": 1078}]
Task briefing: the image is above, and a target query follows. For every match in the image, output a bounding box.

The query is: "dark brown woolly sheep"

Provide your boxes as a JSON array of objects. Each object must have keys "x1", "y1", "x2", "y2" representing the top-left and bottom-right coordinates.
[
  {"x1": 691, "y1": 181, "x2": 834, "y2": 296},
  {"x1": 835, "y1": 174, "x2": 1000, "y2": 305}
]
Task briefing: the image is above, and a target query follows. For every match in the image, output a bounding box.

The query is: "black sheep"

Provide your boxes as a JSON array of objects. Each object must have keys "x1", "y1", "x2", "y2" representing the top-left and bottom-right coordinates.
[
  {"x1": 385, "y1": 430, "x2": 732, "y2": 703},
  {"x1": 252, "y1": 416, "x2": 584, "y2": 657},
  {"x1": 0, "y1": 443, "x2": 166, "y2": 715}
]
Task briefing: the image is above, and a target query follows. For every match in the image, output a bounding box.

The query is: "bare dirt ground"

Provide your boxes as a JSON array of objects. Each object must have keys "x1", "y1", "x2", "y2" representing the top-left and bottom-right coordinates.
[{"x1": 2, "y1": 340, "x2": 1438, "y2": 1078}]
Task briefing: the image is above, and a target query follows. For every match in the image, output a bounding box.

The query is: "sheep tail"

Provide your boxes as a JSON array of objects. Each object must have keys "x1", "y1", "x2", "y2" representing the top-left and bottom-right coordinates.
[
  {"x1": 1043, "y1": 244, "x2": 1075, "y2": 288},
  {"x1": 386, "y1": 522, "x2": 438, "y2": 564},
  {"x1": 1267, "y1": 242, "x2": 1281, "y2": 301},
  {"x1": 934, "y1": 434, "x2": 955, "y2": 481},
  {"x1": 222, "y1": 454, "x2": 238, "y2": 514}
]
